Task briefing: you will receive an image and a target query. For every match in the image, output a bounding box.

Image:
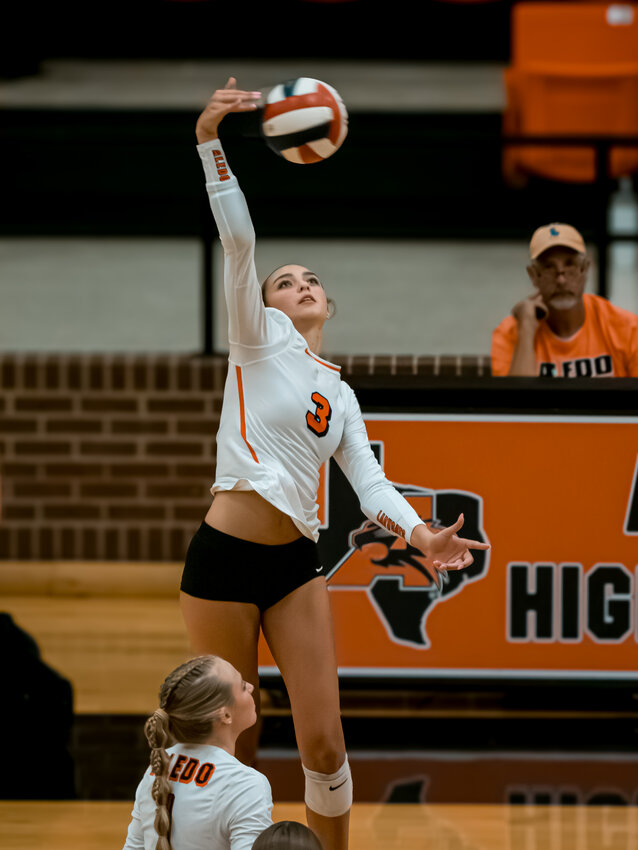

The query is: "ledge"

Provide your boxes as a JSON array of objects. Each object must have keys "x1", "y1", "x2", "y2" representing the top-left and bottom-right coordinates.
[{"x1": 0, "y1": 561, "x2": 181, "y2": 597}]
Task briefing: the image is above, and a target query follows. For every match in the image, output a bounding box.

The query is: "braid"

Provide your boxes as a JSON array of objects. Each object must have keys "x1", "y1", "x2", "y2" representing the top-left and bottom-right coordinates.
[
  {"x1": 159, "y1": 656, "x2": 211, "y2": 710},
  {"x1": 144, "y1": 709, "x2": 173, "y2": 850}
]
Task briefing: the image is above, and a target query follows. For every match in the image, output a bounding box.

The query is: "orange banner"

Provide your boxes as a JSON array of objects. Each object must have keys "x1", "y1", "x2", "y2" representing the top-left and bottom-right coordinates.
[
  {"x1": 261, "y1": 750, "x2": 638, "y2": 805},
  {"x1": 259, "y1": 415, "x2": 638, "y2": 680}
]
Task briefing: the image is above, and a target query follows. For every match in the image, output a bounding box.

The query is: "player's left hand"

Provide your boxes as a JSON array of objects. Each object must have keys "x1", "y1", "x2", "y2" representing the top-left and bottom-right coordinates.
[{"x1": 411, "y1": 514, "x2": 490, "y2": 590}]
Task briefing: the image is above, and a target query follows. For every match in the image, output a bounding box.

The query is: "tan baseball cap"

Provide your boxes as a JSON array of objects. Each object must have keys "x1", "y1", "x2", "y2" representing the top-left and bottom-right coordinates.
[{"x1": 529, "y1": 223, "x2": 586, "y2": 259}]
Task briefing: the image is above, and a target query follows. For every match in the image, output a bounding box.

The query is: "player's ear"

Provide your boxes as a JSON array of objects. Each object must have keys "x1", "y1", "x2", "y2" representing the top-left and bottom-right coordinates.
[
  {"x1": 217, "y1": 706, "x2": 233, "y2": 725},
  {"x1": 526, "y1": 263, "x2": 539, "y2": 288}
]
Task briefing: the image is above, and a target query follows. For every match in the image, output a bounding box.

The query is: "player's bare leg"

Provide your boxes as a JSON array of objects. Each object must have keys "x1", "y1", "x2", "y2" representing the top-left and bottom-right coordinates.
[
  {"x1": 179, "y1": 593, "x2": 262, "y2": 766},
  {"x1": 262, "y1": 577, "x2": 349, "y2": 850}
]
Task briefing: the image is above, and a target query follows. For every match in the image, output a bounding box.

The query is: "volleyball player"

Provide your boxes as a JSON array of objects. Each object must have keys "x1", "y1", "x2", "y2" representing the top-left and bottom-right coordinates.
[
  {"x1": 180, "y1": 78, "x2": 490, "y2": 850},
  {"x1": 123, "y1": 656, "x2": 272, "y2": 850}
]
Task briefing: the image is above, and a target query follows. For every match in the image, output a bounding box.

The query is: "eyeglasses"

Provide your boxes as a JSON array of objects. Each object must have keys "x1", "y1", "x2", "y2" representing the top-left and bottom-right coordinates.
[{"x1": 533, "y1": 262, "x2": 584, "y2": 278}]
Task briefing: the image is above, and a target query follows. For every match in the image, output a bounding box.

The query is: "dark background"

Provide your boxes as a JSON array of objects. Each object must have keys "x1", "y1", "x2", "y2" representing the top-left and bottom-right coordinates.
[
  {"x1": 0, "y1": 0, "x2": 607, "y2": 248},
  {"x1": 2, "y1": 0, "x2": 515, "y2": 73}
]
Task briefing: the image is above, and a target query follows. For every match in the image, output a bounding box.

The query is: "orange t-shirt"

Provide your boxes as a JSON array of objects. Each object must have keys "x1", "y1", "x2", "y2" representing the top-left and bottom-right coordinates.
[{"x1": 491, "y1": 293, "x2": 638, "y2": 377}]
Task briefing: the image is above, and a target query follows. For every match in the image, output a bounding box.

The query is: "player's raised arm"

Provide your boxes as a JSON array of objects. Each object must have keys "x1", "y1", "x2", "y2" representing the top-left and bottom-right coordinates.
[{"x1": 196, "y1": 79, "x2": 283, "y2": 354}]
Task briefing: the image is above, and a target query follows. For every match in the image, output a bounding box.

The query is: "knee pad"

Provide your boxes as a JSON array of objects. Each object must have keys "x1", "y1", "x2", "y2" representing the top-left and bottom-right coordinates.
[{"x1": 302, "y1": 755, "x2": 353, "y2": 817}]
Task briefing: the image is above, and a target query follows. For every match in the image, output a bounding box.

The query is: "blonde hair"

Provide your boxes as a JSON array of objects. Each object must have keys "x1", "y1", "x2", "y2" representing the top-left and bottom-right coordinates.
[
  {"x1": 252, "y1": 821, "x2": 323, "y2": 850},
  {"x1": 143, "y1": 656, "x2": 235, "y2": 850}
]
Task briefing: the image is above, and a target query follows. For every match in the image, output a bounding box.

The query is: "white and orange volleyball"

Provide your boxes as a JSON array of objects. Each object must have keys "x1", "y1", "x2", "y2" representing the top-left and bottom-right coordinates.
[{"x1": 261, "y1": 78, "x2": 348, "y2": 164}]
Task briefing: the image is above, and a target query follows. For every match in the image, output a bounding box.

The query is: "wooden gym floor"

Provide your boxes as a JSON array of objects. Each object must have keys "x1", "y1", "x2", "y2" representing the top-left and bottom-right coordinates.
[
  {"x1": 2, "y1": 561, "x2": 638, "y2": 849},
  {"x1": 5, "y1": 800, "x2": 637, "y2": 850}
]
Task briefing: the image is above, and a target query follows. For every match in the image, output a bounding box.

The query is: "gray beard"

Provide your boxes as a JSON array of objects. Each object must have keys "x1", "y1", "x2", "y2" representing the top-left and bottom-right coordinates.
[{"x1": 549, "y1": 294, "x2": 579, "y2": 311}]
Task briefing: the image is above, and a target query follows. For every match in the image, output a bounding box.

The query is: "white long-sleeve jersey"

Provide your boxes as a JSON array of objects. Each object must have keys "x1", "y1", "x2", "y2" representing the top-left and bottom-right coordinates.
[
  {"x1": 199, "y1": 139, "x2": 424, "y2": 544},
  {"x1": 122, "y1": 744, "x2": 272, "y2": 850}
]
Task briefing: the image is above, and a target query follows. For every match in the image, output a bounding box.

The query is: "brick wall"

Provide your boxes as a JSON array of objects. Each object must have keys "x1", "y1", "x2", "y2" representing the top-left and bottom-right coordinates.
[{"x1": 0, "y1": 353, "x2": 491, "y2": 560}]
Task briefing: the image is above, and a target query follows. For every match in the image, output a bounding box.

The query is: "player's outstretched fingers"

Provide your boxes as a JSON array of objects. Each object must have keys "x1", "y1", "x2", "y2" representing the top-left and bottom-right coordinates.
[
  {"x1": 461, "y1": 537, "x2": 491, "y2": 551},
  {"x1": 447, "y1": 514, "x2": 465, "y2": 534},
  {"x1": 213, "y1": 90, "x2": 260, "y2": 109},
  {"x1": 207, "y1": 77, "x2": 262, "y2": 111},
  {"x1": 196, "y1": 81, "x2": 262, "y2": 142},
  {"x1": 434, "y1": 556, "x2": 471, "y2": 571}
]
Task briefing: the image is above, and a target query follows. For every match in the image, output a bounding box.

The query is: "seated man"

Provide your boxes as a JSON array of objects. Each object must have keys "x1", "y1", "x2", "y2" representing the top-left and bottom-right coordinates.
[{"x1": 491, "y1": 223, "x2": 638, "y2": 377}]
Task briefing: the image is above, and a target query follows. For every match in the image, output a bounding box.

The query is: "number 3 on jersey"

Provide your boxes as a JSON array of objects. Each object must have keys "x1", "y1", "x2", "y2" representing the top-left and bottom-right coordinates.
[{"x1": 306, "y1": 391, "x2": 332, "y2": 437}]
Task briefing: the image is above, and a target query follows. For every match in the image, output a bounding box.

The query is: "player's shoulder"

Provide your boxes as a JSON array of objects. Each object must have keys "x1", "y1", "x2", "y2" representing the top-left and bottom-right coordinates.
[
  {"x1": 265, "y1": 305, "x2": 293, "y2": 327},
  {"x1": 241, "y1": 763, "x2": 272, "y2": 791},
  {"x1": 215, "y1": 750, "x2": 269, "y2": 782},
  {"x1": 216, "y1": 755, "x2": 272, "y2": 804},
  {"x1": 264, "y1": 305, "x2": 298, "y2": 340},
  {"x1": 338, "y1": 378, "x2": 359, "y2": 407}
]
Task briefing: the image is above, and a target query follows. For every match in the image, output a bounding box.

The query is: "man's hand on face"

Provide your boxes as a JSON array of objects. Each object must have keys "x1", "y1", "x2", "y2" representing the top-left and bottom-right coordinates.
[{"x1": 512, "y1": 293, "x2": 549, "y2": 326}]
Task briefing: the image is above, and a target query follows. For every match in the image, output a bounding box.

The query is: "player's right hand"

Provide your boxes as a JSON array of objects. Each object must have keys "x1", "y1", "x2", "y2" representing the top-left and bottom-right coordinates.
[
  {"x1": 195, "y1": 77, "x2": 262, "y2": 144},
  {"x1": 511, "y1": 293, "x2": 548, "y2": 325}
]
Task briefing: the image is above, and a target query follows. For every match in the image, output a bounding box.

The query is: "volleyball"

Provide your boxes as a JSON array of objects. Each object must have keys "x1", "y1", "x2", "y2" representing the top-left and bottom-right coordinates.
[{"x1": 261, "y1": 78, "x2": 348, "y2": 164}]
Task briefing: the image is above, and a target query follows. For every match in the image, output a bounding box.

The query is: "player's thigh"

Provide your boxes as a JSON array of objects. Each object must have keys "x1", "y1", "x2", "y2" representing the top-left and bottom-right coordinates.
[
  {"x1": 180, "y1": 592, "x2": 261, "y2": 686},
  {"x1": 261, "y1": 577, "x2": 345, "y2": 771}
]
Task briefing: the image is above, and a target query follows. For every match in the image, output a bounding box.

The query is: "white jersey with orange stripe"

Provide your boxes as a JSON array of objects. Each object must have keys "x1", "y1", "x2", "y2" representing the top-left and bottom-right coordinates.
[
  {"x1": 198, "y1": 139, "x2": 424, "y2": 544},
  {"x1": 122, "y1": 743, "x2": 272, "y2": 850}
]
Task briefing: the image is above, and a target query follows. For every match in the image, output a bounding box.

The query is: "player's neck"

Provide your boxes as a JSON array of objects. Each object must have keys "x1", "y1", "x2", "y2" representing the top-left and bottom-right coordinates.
[
  {"x1": 547, "y1": 301, "x2": 586, "y2": 339},
  {"x1": 204, "y1": 728, "x2": 236, "y2": 756},
  {"x1": 297, "y1": 323, "x2": 323, "y2": 355}
]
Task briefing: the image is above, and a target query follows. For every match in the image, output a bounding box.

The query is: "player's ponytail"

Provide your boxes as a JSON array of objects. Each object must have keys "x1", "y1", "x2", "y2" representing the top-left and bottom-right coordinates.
[
  {"x1": 143, "y1": 656, "x2": 235, "y2": 850},
  {"x1": 144, "y1": 709, "x2": 173, "y2": 850}
]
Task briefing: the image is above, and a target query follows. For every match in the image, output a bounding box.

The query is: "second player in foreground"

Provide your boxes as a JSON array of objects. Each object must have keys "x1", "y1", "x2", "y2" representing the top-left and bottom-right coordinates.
[{"x1": 180, "y1": 78, "x2": 490, "y2": 850}]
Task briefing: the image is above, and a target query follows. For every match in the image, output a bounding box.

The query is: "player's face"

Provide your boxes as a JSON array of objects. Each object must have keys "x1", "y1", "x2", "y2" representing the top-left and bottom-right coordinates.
[
  {"x1": 528, "y1": 247, "x2": 589, "y2": 311},
  {"x1": 215, "y1": 659, "x2": 257, "y2": 732},
  {"x1": 263, "y1": 264, "x2": 329, "y2": 327}
]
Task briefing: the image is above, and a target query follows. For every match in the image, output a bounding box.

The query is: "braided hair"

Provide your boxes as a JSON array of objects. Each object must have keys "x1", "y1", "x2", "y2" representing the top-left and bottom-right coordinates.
[{"x1": 143, "y1": 656, "x2": 235, "y2": 850}]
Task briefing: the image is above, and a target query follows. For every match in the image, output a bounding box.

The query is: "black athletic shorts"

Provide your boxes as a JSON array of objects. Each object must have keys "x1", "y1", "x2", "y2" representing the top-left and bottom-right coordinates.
[{"x1": 180, "y1": 522, "x2": 324, "y2": 612}]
